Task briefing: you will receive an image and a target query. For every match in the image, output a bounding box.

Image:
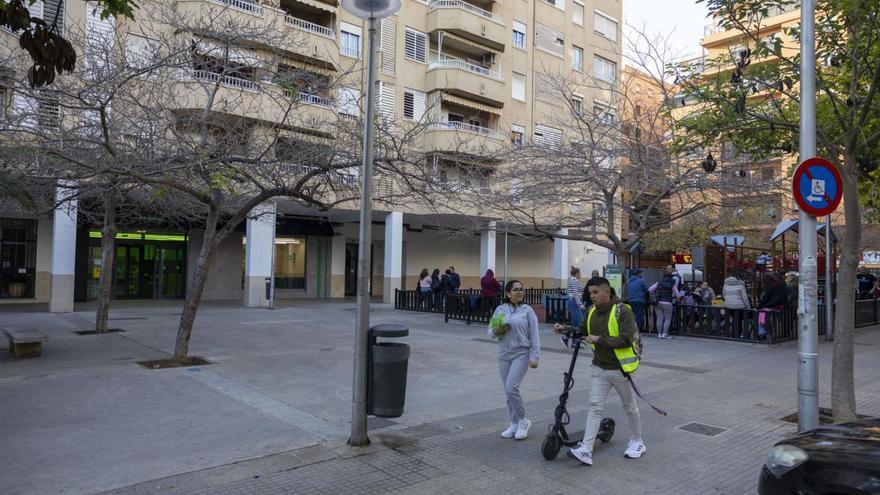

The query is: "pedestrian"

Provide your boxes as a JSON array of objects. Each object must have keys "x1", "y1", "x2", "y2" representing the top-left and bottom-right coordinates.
[
  {"x1": 488, "y1": 280, "x2": 540, "y2": 440},
  {"x1": 449, "y1": 266, "x2": 462, "y2": 292},
  {"x1": 857, "y1": 266, "x2": 878, "y2": 300},
  {"x1": 784, "y1": 272, "x2": 799, "y2": 311},
  {"x1": 440, "y1": 269, "x2": 454, "y2": 293},
  {"x1": 649, "y1": 268, "x2": 680, "y2": 339},
  {"x1": 757, "y1": 273, "x2": 787, "y2": 341},
  {"x1": 626, "y1": 269, "x2": 649, "y2": 332},
  {"x1": 666, "y1": 264, "x2": 682, "y2": 297},
  {"x1": 567, "y1": 267, "x2": 586, "y2": 328},
  {"x1": 418, "y1": 268, "x2": 432, "y2": 309},
  {"x1": 591, "y1": 269, "x2": 600, "y2": 278},
  {"x1": 722, "y1": 275, "x2": 751, "y2": 338},
  {"x1": 480, "y1": 269, "x2": 501, "y2": 314},
  {"x1": 554, "y1": 276, "x2": 645, "y2": 466},
  {"x1": 430, "y1": 268, "x2": 442, "y2": 311},
  {"x1": 430, "y1": 268, "x2": 441, "y2": 292},
  {"x1": 696, "y1": 281, "x2": 715, "y2": 332},
  {"x1": 756, "y1": 251, "x2": 771, "y2": 274}
]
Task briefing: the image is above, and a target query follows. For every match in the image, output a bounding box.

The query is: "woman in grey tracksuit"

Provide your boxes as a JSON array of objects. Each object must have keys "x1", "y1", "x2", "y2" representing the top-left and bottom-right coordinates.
[{"x1": 488, "y1": 279, "x2": 541, "y2": 441}]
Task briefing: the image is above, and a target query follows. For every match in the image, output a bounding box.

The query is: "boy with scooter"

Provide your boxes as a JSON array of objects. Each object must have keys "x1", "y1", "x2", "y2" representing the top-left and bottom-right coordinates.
[{"x1": 554, "y1": 277, "x2": 646, "y2": 466}]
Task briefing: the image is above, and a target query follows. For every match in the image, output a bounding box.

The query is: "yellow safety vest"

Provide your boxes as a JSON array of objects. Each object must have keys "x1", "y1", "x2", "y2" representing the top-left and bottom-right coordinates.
[{"x1": 587, "y1": 303, "x2": 640, "y2": 373}]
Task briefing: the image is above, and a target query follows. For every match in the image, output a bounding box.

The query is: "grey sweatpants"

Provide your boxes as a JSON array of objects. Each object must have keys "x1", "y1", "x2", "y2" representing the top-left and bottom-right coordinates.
[
  {"x1": 581, "y1": 366, "x2": 642, "y2": 452},
  {"x1": 656, "y1": 301, "x2": 674, "y2": 336},
  {"x1": 498, "y1": 350, "x2": 531, "y2": 424}
]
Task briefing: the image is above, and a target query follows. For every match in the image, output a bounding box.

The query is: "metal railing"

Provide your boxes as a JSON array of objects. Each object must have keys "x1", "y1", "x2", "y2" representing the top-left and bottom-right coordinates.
[
  {"x1": 427, "y1": 58, "x2": 503, "y2": 81},
  {"x1": 191, "y1": 70, "x2": 259, "y2": 91},
  {"x1": 854, "y1": 298, "x2": 880, "y2": 327},
  {"x1": 284, "y1": 15, "x2": 336, "y2": 38},
  {"x1": 208, "y1": 0, "x2": 262, "y2": 15},
  {"x1": 428, "y1": 0, "x2": 503, "y2": 24},
  {"x1": 296, "y1": 92, "x2": 335, "y2": 108},
  {"x1": 427, "y1": 120, "x2": 506, "y2": 140},
  {"x1": 395, "y1": 288, "x2": 565, "y2": 324}
]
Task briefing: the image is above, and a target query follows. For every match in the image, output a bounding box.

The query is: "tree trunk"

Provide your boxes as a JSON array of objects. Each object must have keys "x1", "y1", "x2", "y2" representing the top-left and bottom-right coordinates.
[
  {"x1": 831, "y1": 152, "x2": 860, "y2": 422},
  {"x1": 173, "y1": 208, "x2": 221, "y2": 363},
  {"x1": 95, "y1": 192, "x2": 117, "y2": 333}
]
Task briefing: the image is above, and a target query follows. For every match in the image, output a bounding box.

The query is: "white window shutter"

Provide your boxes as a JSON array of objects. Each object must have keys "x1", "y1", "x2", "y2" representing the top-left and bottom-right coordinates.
[
  {"x1": 13, "y1": 92, "x2": 36, "y2": 129},
  {"x1": 512, "y1": 72, "x2": 525, "y2": 101},
  {"x1": 534, "y1": 124, "x2": 562, "y2": 148},
  {"x1": 404, "y1": 28, "x2": 427, "y2": 63},
  {"x1": 535, "y1": 23, "x2": 564, "y2": 57},
  {"x1": 28, "y1": 1, "x2": 44, "y2": 20},
  {"x1": 337, "y1": 87, "x2": 361, "y2": 117},
  {"x1": 376, "y1": 81, "x2": 395, "y2": 119},
  {"x1": 412, "y1": 89, "x2": 425, "y2": 120},
  {"x1": 379, "y1": 18, "x2": 397, "y2": 76}
]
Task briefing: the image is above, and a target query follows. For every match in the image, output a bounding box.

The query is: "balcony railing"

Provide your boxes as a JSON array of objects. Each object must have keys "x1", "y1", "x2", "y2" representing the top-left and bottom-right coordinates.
[
  {"x1": 279, "y1": 163, "x2": 358, "y2": 186},
  {"x1": 192, "y1": 70, "x2": 259, "y2": 91},
  {"x1": 428, "y1": 58, "x2": 503, "y2": 81},
  {"x1": 208, "y1": 0, "x2": 263, "y2": 15},
  {"x1": 429, "y1": 0, "x2": 503, "y2": 24},
  {"x1": 284, "y1": 15, "x2": 336, "y2": 39},
  {"x1": 428, "y1": 120, "x2": 505, "y2": 140},
  {"x1": 297, "y1": 92, "x2": 335, "y2": 108}
]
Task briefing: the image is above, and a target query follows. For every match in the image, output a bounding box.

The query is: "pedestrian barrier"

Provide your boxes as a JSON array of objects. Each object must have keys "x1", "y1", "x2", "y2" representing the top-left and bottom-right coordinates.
[{"x1": 394, "y1": 288, "x2": 565, "y2": 325}]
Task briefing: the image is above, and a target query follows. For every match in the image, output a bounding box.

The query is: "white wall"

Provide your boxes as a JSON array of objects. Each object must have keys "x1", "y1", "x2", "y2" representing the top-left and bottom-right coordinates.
[{"x1": 569, "y1": 240, "x2": 611, "y2": 277}]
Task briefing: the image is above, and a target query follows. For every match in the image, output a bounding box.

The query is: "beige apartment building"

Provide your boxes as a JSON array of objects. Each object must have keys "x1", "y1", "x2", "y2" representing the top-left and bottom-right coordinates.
[{"x1": 0, "y1": 0, "x2": 621, "y2": 309}]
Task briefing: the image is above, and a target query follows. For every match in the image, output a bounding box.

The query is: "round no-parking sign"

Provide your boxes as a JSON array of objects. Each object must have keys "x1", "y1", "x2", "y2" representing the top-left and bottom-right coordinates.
[{"x1": 791, "y1": 157, "x2": 842, "y2": 217}]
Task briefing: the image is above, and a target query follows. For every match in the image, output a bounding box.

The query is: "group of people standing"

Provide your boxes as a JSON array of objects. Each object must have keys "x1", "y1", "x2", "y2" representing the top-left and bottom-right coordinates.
[{"x1": 417, "y1": 266, "x2": 462, "y2": 294}]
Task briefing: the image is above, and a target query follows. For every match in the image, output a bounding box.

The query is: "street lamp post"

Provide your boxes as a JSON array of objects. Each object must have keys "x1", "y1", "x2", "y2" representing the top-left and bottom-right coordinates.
[{"x1": 342, "y1": 0, "x2": 401, "y2": 447}]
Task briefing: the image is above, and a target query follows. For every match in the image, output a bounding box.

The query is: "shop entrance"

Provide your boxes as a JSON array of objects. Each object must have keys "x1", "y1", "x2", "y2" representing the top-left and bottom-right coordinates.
[
  {"x1": 344, "y1": 243, "x2": 373, "y2": 296},
  {"x1": 86, "y1": 231, "x2": 186, "y2": 300}
]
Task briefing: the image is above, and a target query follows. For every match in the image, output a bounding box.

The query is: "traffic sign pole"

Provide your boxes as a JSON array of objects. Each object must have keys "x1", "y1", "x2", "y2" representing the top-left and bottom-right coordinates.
[{"x1": 798, "y1": 0, "x2": 819, "y2": 433}]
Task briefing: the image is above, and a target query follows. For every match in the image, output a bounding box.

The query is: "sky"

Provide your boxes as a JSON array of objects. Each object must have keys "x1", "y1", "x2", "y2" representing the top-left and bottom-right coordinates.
[{"x1": 622, "y1": 0, "x2": 711, "y2": 64}]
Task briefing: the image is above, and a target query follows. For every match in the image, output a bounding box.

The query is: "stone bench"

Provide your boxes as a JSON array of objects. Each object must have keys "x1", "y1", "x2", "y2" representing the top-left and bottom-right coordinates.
[{"x1": 3, "y1": 328, "x2": 49, "y2": 358}]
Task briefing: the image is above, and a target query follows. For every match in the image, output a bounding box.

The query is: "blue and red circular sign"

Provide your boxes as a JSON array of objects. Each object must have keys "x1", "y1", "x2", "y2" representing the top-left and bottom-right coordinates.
[{"x1": 792, "y1": 157, "x2": 842, "y2": 217}]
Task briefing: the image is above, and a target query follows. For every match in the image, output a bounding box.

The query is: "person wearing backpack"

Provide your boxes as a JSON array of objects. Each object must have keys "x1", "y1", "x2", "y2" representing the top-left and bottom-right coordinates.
[
  {"x1": 649, "y1": 268, "x2": 681, "y2": 339},
  {"x1": 554, "y1": 277, "x2": 645, "y2": 466}
]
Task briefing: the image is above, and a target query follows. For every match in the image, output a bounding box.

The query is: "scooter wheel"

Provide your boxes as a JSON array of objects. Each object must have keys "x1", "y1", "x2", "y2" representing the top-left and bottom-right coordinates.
[
  {"x1": 597, "y1": 418, "x2": 615, "y2": 443},
  {"x1": 542, "y1": 434, "x2": 561, "y2": 460}
]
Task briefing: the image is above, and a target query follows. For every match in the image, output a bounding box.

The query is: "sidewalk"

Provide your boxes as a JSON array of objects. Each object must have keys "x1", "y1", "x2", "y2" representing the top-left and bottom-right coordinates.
[{"x1": 1, "y1": 301, "x2": 878, "y2": 494}]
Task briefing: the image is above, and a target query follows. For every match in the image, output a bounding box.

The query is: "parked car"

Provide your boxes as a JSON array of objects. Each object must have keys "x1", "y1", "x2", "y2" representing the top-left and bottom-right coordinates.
[{"x1": 758, "y1": 418, "x2": 880, "y2": 494}]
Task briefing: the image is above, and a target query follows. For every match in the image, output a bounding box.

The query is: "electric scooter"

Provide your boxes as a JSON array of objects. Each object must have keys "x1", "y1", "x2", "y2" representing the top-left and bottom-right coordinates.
[{"x1": 541, "y1": 327, "x2": 615, "y2": 460}]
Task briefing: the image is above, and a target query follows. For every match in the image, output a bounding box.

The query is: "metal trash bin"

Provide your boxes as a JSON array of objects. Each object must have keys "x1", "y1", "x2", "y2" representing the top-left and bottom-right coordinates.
[{"x1": 367, "y1": 324, "x2": 410, "y2": 418}]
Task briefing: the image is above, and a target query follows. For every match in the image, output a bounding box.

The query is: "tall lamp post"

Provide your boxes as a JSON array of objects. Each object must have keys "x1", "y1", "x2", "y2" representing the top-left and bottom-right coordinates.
[{"x1": 342, "y1": 0, "x2": 401, "y2": 447}]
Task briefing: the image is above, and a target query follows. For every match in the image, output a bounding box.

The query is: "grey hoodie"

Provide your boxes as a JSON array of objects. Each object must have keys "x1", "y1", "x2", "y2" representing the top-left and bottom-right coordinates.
[
  {"x1": 487, "y1": 303, "x2": 541, "y2": 362},
  {"x1": 722, "y1": 277, "x2": 751, "y2": 309}
]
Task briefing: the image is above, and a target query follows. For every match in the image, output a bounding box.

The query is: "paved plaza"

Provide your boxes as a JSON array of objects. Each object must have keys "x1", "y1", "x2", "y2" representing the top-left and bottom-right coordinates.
[{"x1": 1, "y1": 300, "x2": 879, "y2": 495}]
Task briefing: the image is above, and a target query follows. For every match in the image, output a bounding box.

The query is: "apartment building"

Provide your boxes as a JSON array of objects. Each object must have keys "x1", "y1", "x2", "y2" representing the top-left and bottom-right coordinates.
[{"x1": 0, "y1": 0, "x2": 621, "y2": 309}]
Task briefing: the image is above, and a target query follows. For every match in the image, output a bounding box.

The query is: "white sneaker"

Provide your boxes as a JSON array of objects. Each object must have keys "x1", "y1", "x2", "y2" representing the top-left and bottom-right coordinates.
[
  {"x1": 624, "y1": 439, "x2": 647, "y2": 459},
  {"x1": 567, "y1": 442, "x2": 593, "y2": 466},
  {"x1": 514, "y1": 418, "x2": 531, "y2": 440},
  {"x1": 500, "y1": 423, "x2": 518, "y2": 438}
]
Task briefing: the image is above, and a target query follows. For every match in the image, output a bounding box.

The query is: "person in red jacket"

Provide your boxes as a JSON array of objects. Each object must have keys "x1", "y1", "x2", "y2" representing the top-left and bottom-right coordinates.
[{"x1": 481, "y1": 269, "x2": 502, "y2": 313}]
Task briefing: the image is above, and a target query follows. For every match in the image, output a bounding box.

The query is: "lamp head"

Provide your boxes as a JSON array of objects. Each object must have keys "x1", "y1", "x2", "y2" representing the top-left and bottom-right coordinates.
[{"x1": 341, "y1": 0, "x2": 400, "y2": 19}]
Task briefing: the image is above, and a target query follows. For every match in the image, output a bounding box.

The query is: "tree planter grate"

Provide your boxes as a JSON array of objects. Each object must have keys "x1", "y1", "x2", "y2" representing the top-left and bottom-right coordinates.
[
  {"x1": 75, "y1": 329, "x2": 125, "y2": 335},
  {"x1": 137, "y1": 356, "x2": 211, "y2": 369}
]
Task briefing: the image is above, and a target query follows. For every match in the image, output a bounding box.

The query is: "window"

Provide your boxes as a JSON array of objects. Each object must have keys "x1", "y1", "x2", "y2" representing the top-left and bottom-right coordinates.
[
  {"x1": 593, "y1": 102, "x2": 616, "y2": 124},
  {"x1": 542, "y1": 0, "x2": 565, "y2": 11},
  {"x1": 337, "y1": 86, "x2": 360, "y2": 118},
  {"x1": 512, "y1": 72, "x2": 526, "y2": 101},
  {"x1": 533, "y1": 124, "x2": 562, "y2": 148},
  {"x1": 572, "y1": 45, "x2": 583, "y2": 71},
  {"x1": 593, "y1": 55, "x2": 616, "y2": 83},
  {"x1": 535, "y1": 72, "x2": 561, "y2": 105},
  {"x1": 634, "y1": 104, "x2": 641, "y2": 117},
  {"x1": 376, "y1": 81, "x2": 395, "y2": 119},
  {"x1": 511, "y1": 124, "x2": 525, "y2": 147},
  {"x1": 274, "y1": 238, "x2": 307, "y2": 290},
  {"x1": 403, "y1": 88, "x2": 425, "y2": 121},
  {"x1": 404, "y1": 27, "x2": 427, "y2": 63},
  {"x1": 571, "y1": 96, "x2": 582, "y2": 115},
  {"x1": 573, "y1": 1, "x2": 584, "y2": 25},
  {"x1": 594, "y1": 11, "x2": 618, "y2": 41},
  {"x1": 36, "y1": 92, "x2": 60, "y2": 131},
  {"x1": 512, "y1": 21, "x2": 527, "y2": 49},
  {"x1": 536, "y1": 23, "x2": 564, "y2": 57},
  {"x1": 125, "y1": 35, "x2": 160, "y2": 77},
  {"x1": 511, "y1": 178, "x2": 524, "y2": 206},
  {"x1": 340, "y1": 22, "x2": 362, "y2": 59}
]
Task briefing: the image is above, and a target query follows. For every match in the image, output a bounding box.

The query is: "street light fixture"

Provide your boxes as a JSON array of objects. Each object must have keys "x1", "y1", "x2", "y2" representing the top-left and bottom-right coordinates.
[{"x1": 342, "y1": 0, "x2": 400, "y2": 448}]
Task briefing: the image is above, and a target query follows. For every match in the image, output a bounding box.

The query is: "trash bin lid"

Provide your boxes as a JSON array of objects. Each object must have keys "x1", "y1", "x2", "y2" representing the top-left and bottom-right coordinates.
[{"x1": 369, "y1": 323, "x2": 409, "y2": 338}]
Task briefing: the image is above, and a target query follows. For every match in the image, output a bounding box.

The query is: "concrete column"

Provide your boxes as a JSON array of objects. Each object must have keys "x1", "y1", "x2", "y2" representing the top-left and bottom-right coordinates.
[
  {"x1": 243, "y1": 203, "x2": 275, "y2": 308},
  {"x1": 49, "y1": 183, "x2": 77, "y2": 313},
  {"x1": 480, "y1": 221, "x2": 496, "y2": 276},
  {"x1": 552, "y1": 228, "x2": 569, "y2": 289},
  {"x1": 383, "y1": 211, "x2": 403, "y2": 303},
  {"x1": 330, "y1": 234, "x2": 346, "y2": 298}
]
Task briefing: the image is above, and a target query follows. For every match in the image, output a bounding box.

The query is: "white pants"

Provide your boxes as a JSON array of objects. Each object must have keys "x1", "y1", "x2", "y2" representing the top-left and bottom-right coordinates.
[{"x1": 582, "y1": 366, "x2": 642, "y2": 452}]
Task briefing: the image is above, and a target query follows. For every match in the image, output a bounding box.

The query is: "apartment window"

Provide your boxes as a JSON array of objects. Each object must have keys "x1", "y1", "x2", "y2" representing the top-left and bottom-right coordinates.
[
  {"x1": 542, "y1": 0, "x2": 566, "y2": 11},
  {"x1": 572, "y1": 45, "x2": 583, "y2": 71},
  {"x1": 634, "y1": 104, "x2": 641, "y2": 117},
  {"x1": 402, "y1": 88, "x2": 425, "y2": 121},
  {"x1": 337, "y1": 86, "x2": 361, "y2": 118},
  {"x1": 512, "y1": 21, "x2": 527, "y2": 49},
  {"x1": 593, "y1": 103, "x2": 616, "y2": 124},
  {"x1": 593, "y1": 55, "x2": 616, "y2": 83},
  {"x1": 511, "y1": 124, "x2": 525, "y2": 147},
  {"x1": 535, "y1": 72, "x2": 561, "y2": 105},
  {"x1": 594, "y1": 11, "x2": 618, "y2": 41},
  {"x1": 572, "y1": 1, "x2": 584, "y2": 25},
  {"x1": 376, "y1": 81, "x2": 395, "y2": 119},
  {"x1": 340, "y1": 22, "x2": 362, "y2": 59},
  {"x1": 533, "y1": 124, "x2": 562, "y2": 148},
  {"x1": 536, "y1": 23, "x2": 564, "y2": 57},
  {"x1": 404, "y1": 27, "x2": 427, "y2": 63},
  {"x1": 378, "y1": 18, "x2": 397, "y2": 76},
  {"x1": 36, "y1": 92, "x2": 60, "y2": 131},
  {"x1": 512, "y1": 72, "x2": 526, "y2": 101},
  {"x1": 571, "y1": 96, "x2": 582, "y2": 115}
]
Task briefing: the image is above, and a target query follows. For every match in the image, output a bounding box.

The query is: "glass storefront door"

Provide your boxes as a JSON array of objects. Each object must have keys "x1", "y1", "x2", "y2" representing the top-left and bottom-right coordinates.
[
  {"x1": 85, "y1": 230, "x2": 186, "y2": 300},
  {"x1": 0, "y1": 218, "x2": 38, "y2": 299}
]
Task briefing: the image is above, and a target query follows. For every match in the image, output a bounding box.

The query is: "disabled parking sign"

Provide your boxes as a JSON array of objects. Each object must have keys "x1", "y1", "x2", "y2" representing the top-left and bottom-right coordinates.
[{"x1": 791, "y1": 157, "x2": 842, "y2": 217}]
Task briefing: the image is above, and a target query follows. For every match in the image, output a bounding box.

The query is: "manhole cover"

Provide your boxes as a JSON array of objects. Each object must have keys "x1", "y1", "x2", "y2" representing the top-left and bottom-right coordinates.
[{"x1": 679, "y1": 422, "x2": 727, "y2": 437}]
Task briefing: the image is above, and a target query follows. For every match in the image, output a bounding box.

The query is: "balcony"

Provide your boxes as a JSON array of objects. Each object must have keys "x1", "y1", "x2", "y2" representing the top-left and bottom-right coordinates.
[
  {"x1": 427, "y1": 0, "x2": 506, "y2": 52},
  {"x1": 284, "y1": 15, "x2": 335, "y2": 39},
  {"x1": 424, "y1": 120, "x2": 506, "y2": 157},
  {"x1": 176, "y1": 0, "x2": 265, "y2": 29},
  {"x1": 426, "y1": 57, "x2": 505, "y2": 106},
  {"x1": 208, "y1": 0, "x2": 263, "y2": 15}
]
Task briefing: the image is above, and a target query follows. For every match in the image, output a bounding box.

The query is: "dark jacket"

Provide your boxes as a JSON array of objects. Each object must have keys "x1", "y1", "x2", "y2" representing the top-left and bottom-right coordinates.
[
  {"x1": 440, "y1": 274, "x2": 454, "y2": 293},
  {"x1": 580, "y1": 296, "x2": 637, "y2": 371},
  {"x1": 786, "y1": 282, "x2": 798, "y2": 310},
  {"x1": 758, "y1": 283, "x2": 788, "y2": 309},
  {"x1": 657, "y1": 276, "x2": 676, "y2": 303},
  {"x1": 450, "y1": 272, "x2": 461, "y2": 291},
  {"x1": 626, "y1": 276, "x2": 649, "y2": 303},
  {"x1": 480, "y1": 270, "x2": 501, "y2": 298}
]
